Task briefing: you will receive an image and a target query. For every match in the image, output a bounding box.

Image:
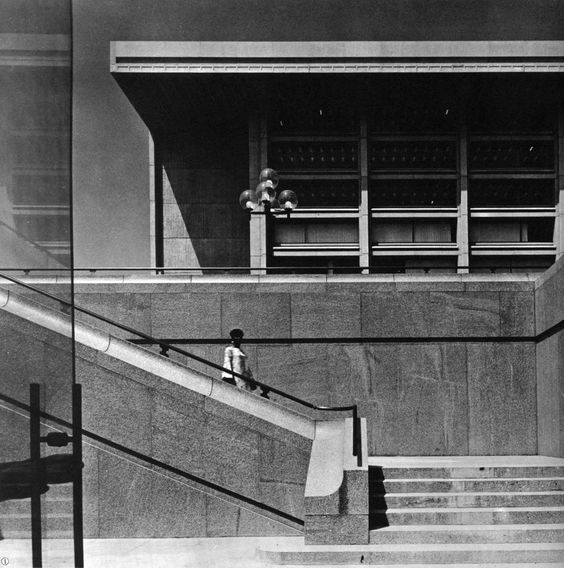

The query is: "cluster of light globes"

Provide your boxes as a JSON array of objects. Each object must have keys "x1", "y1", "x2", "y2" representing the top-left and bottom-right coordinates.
[{"x1": 239, "y1": 168, "x2": 299, "y2": 212}]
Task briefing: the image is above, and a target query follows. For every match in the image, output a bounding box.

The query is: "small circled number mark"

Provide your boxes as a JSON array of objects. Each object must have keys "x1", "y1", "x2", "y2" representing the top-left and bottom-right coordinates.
[{"x1": 1, "y1": 557, "x2": 9, "y2": 566}]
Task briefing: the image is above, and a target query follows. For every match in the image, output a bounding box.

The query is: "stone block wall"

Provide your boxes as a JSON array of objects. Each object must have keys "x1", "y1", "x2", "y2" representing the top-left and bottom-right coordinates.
[
  {"x1": 535, "y1": 258, "x2": 564, "y2": 457},
  {"x1": 64, "y1": 273, "x2": 539, "y2": 456}
]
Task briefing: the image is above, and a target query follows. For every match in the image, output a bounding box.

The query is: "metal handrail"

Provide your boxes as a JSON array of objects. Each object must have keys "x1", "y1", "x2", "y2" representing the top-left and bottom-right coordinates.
[
  {"x1": 0, "y1": 264, "x2": 551, "y2": 274},
  {"x1": 0, "y1": 271, "x2": 363, "y2": 467}
]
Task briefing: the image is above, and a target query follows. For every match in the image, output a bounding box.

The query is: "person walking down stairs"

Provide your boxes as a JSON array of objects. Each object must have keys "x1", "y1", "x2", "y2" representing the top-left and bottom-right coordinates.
[{"x1": 222, "y1": 328, "x2": 255, "y2": 391}]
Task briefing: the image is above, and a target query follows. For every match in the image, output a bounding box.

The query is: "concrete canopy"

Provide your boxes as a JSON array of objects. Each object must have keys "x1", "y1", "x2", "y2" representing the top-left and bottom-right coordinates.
[{"x1": 110, "y1": 40, "x2": 564, "y2": 74}]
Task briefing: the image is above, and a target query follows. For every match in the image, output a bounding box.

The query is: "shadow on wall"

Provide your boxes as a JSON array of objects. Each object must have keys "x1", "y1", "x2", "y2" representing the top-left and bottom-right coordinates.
[
  {"x1": 369, "y1": 466, "x2": 389, "y2": 530},
  {"x1": 158, "y1": 121, "x2": 250, "y2": 270}
]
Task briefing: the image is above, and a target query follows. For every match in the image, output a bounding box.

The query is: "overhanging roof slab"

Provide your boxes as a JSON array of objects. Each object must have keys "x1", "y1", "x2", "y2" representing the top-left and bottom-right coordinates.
[{"x1": 111, "y1": 41, "x2": 564, "y2": 74}]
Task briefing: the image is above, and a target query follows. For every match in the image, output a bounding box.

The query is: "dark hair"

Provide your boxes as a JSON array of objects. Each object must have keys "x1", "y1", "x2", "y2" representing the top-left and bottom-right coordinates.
[{"x1": 229, "y1": 328, "x2": 244, "y2": 339}]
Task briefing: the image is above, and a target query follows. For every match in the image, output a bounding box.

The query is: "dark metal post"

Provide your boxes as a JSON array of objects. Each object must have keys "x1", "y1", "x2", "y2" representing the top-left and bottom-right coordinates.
[
  {"x1": 352, "y1": 405, "x2": 362, "y2": 468},
  {"x1": 73, "y1": 384, "x2": 84, "y2": 567},
  {"x1": 30, "y1": 383, "x2": 42, "y2": 567}
]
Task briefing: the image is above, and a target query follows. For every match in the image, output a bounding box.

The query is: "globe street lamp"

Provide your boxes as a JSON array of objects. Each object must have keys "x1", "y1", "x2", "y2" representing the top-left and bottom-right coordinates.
[
  {"x1": 239, "y1": 168, "x2": 299, "y2": 271},
  {"x1": 239, "y1": 168, "x2": 298, "y2": 217}
]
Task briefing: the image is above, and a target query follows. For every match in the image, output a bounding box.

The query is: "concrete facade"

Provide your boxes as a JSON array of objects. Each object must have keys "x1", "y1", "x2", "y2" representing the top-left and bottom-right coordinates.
[{"x1": 69, "y1": 0, "x2": 564, "y2": 267}]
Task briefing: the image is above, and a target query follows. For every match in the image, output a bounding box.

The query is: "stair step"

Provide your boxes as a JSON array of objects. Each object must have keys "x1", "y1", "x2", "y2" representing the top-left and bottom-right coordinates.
[
  {"x1": 279, "y1": 564, "x2": 564, "y2": 568},
  {"x1": 372, "y1": 491, "x2": 564, "y2": 508},
  {"x1": 369, "y1": 523, "x2": 564, "y2": 544},
  {"x1": 258, "y1": 542, "x2": 564, "y2": 565},
  {"x1": 0, "y1": 497, "x2": 73, "y2": 515},
  {"x1": 0, "y1": 513, "x2": 73, "y2": 537},
  {"x1": 4, "y1": 530, "x2": 74, "y2": 539},
  {"x1": 377, "y1": 466, "x2": 564, "y2": 480},
  {"x1": 380, "y1": 478, "x2": 564, "y2": 492},
  {"x1": 368, "y1": 456, "x2": 564, "y2": 480},
  {"x1": 372, "y1": 506, "x2": 564, "y2": 525}
]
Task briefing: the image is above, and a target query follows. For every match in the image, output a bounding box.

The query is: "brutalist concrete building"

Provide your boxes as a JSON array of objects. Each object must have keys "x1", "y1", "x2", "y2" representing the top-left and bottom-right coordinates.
[{"x1": 0, "y1": 1, "x2": 563, "y2": 566}]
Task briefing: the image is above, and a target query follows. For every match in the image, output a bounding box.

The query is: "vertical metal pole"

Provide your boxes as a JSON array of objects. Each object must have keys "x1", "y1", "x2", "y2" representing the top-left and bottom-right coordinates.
[
  {"x1": 352, "y1": 405, "x2": 362, "y2": 467},
  {"x1": 30, "y1": 383, "x2": 42, "y2": 568},
  {"x1": 73, "y1": 384, "x2": 84, "y2": 568}
]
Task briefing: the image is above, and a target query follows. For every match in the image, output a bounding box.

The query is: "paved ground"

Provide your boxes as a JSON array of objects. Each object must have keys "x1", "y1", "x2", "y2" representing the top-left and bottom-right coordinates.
[
  {"x1": 0, "y1": 536, "x2": 305, "y2": 568},
  {"x1": 3, "y1": 458, "x2": 563, "y2": 567}
]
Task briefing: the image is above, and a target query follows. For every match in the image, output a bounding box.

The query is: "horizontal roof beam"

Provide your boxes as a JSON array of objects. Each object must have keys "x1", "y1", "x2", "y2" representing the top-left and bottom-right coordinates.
[{"x1": 110, "y1": 40, "x2": 564, "y2": 73}]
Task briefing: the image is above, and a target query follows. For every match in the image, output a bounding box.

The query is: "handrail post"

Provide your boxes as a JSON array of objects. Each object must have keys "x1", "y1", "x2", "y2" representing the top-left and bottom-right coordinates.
[
  {"x1": 73, "y1": 384, "x2": 84, "y2": 567},
  {"x1": 352, "y1": 404, "x2": 362, "y2": 467},
  {"x1": 30, "y1": 383, "x2": 43, "y2": 567}
]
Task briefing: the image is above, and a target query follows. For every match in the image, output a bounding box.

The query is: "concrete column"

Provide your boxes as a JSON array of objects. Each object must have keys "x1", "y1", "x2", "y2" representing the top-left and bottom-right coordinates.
[
  {"x1": 149, "y1": 133, "x2": 156, "y2": 269},
  {"x1": 457, "y1": 123, "x2": 470, "y2": 273},
  {"x1": 556, "y1": 102, "x2": 564, "y2": 259},
  {"x1": 250, "y1": 209, "x2": 267, "y2": 271},
  {"x1": 150, "y1": 132, "x2": 165, "y2": 270},
  {"x1": 248, "y1": 112, "x2": 265, "y2": 271},
  {"x1": 359, "y1": 115, "x2": 370, "y2": 273}
]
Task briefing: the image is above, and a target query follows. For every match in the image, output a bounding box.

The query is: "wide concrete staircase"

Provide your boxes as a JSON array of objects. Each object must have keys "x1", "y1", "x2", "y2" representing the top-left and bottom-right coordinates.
[{"x1": 259, "y1": 456, "x2": 564, "y2": 566}]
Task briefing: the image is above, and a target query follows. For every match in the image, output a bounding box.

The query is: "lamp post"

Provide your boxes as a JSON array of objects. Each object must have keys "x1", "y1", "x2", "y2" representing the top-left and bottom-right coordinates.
[
  {"x1": 239, "y1": 168, "x2": 298, "y2": 217},
  {"x1": 239, "y1": 168, "x2": 299, "y2": 271}
]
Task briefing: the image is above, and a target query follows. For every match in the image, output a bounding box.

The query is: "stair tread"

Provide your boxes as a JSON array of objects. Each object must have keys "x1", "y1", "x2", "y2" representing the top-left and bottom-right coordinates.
[
  {"x1": 373, "y1": 505, "x2": 564, "y2": 512},
  {"x1": 263, "y1": 542, "x2": 564, "y2": 551},
  {"x1": 0, "y1": 513, "x2": 73, "y2": 519},
  {"x1": 383, "y1": 477, "x2": 564, "y2": 482},
  {"x1": 277, "y1": 565, "x2": 564, "y2": 568},
  {"x1": 368, "y1": 456, "x2": 564, "y2": 467},
  {"x1": 378, "y1": 491, "x2": 564, "y2": 496},
  {"x1": 370, "y1": 523, "x2": 564, "y2": 532}
]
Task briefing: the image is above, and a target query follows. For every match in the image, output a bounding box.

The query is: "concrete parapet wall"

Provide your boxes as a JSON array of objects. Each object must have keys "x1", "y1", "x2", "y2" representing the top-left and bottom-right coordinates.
[
  {"x1": 6, "y1": 273, "x2": 540, "y2": 456},
  {"x1": 52, "y1": 273, "x2": 537, "y2": 456}
]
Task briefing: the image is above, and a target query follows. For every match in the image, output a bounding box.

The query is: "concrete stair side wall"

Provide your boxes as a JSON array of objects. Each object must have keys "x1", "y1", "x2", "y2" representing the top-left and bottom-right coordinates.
[
  {"x1": 304, "y1": 417, "x2": 369, "y2": 545},
  {"x1": 0, "y1": 288, "x2": 316, "y2": 537}
]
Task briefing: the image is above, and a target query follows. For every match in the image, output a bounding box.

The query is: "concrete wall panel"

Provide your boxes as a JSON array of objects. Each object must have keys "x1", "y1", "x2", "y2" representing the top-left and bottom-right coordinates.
[
  {"x1": 151, "y1": 293, "x2": 221, "y2": 338},
  {"x1": 468, "y1": 343, "x2": 537, "y2": 455},
  {"x1": 536, "y1": 334, "x2": 562, "y2": 456},
  {"x1": 536, "y1": 260, "x2": 564, "y2": 333},
  {"x1": 535, "y1": 258, "x2": 564, "y2": 457},
  {"x1": 361, "y1": 292, "x2": 500, "y2": 337},
  {"x1": 291, "y1": 294, "x2": 361, "y2": 338},
  {"x1": 221, "y1": 293, "x2": 291, "y2": 339}
]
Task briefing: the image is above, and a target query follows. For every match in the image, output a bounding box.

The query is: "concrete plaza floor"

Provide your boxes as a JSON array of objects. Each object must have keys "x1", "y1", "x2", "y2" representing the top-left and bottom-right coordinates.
[{"x1": 0, "y1": 536, "x2": 305, "y2": 568}]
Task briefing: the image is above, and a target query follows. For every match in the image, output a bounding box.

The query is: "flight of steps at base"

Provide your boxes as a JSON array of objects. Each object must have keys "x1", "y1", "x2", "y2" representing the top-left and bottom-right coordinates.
[
  {"x1": 259, "y1": 456, "x2": 564, "y2": 566},
  {"x1": 0, "y1": 484, "x2": 73, "y2": 539}
]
